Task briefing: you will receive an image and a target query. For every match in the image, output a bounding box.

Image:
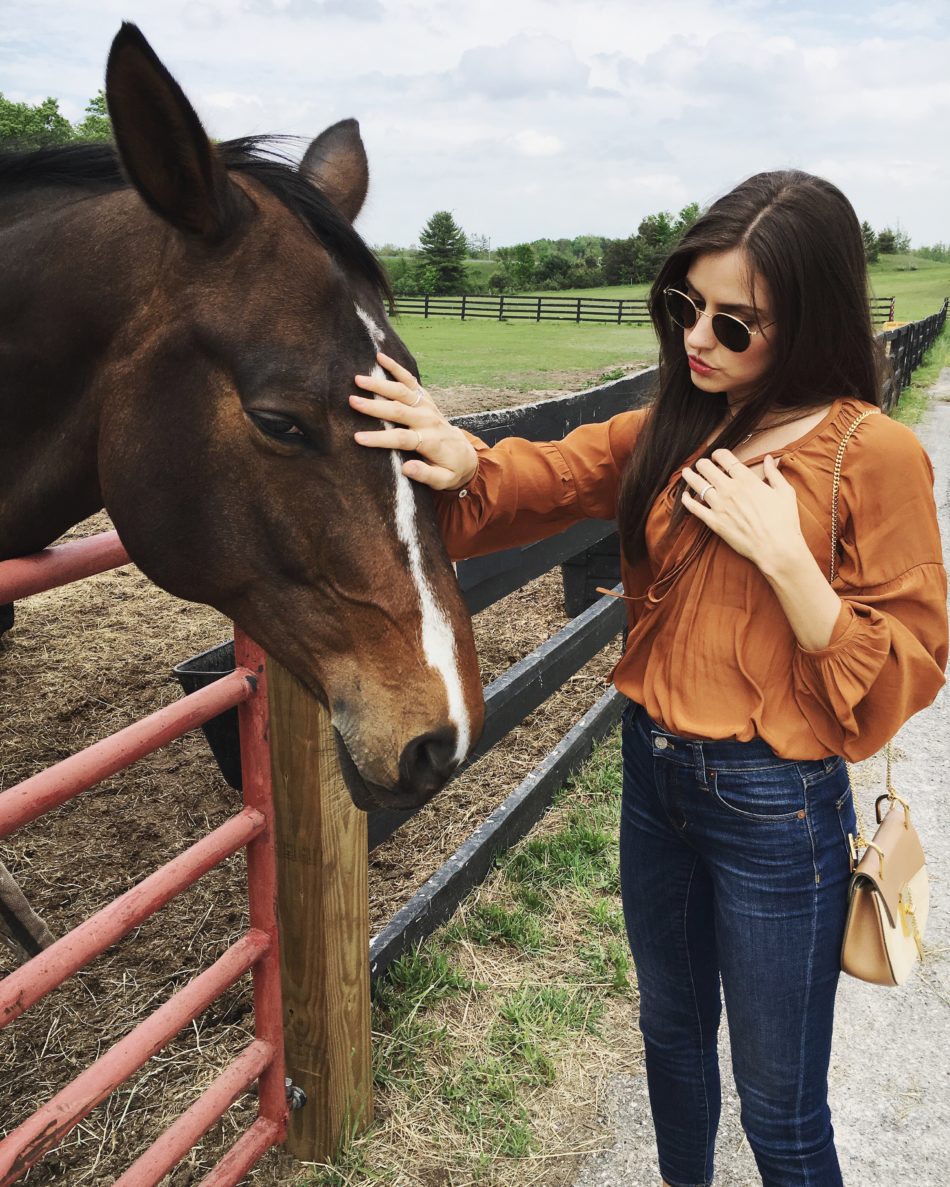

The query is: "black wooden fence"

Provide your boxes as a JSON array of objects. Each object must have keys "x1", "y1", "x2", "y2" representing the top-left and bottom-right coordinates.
[
  {"x1": 389, "y1": 293, "x2": 898, "y2": 327},
  {"x1": 176, "y1": 298, "x2": 946, "y2": 979},
  {"x1": 391, "y1": 294, "x2": 652, "y2": 325},
  {"x1": 881, "y1": 298, "x2": 948, "y2": 401}
]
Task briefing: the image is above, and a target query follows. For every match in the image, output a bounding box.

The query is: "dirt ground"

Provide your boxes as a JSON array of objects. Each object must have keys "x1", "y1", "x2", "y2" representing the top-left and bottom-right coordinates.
[{"x1": 0, "y1": 381, "x2": 624, "y2": 1185}]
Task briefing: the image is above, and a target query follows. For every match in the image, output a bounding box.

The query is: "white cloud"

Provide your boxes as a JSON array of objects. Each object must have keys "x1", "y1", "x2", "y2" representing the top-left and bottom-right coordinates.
[
  {"x1": 507, "y1": 129, "x2": 562, "y2": 156},
  {"x1": 1, "y1": 0, "x2": 947, "y2": 246}
]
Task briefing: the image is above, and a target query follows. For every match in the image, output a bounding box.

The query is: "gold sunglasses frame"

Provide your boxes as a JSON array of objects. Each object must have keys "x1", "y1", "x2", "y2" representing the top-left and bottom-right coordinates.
[{"x1": 663, "y1": 287, "x2": 774, "y2": 353}]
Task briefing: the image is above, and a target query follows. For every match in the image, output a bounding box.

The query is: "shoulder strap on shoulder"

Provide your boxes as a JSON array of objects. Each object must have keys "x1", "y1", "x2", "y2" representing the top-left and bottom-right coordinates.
[{"x1": 829, "y1": 408, "x2": 880, "y2": 584}]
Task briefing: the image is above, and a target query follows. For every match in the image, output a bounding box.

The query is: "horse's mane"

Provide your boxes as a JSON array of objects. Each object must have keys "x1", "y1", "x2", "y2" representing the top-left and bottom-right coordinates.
[{"x1": 0, "y1": 137, "x2": 391, "y2": 298}]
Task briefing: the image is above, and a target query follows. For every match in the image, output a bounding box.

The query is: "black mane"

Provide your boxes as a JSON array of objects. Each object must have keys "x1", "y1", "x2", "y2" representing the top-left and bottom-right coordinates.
[{"x1": 0, "y1": 137, "x2": 391, "y2": 298}]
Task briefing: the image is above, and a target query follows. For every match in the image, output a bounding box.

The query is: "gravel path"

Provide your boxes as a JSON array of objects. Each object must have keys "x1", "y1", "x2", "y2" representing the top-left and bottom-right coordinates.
[{"x1": 574, "y1": 372, "x2": 950, "y2": 1187}]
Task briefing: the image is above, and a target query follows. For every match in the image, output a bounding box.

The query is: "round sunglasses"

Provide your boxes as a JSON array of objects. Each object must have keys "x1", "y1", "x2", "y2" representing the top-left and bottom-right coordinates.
[{"x1": 663, "y1": 287, "x2": 774, "y2": 353}]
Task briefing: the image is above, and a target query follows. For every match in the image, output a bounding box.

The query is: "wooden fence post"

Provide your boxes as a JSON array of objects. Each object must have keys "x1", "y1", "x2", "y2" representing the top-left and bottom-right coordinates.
[
  {"x1": 499, "y1": 295, "x2": 505, "y2": 321},
  {"x1": 424, "y1": 294, "x2": 430, "y2": 319},
  {"x1": 267, "y1": 659, "x2": 372, "y2": 1163},
  {"x1": 461, "y1": 294, "x2": 467, "y2": 321}
]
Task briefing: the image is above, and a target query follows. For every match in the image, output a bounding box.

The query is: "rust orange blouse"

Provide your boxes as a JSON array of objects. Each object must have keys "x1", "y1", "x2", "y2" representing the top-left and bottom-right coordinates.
[{"x1": 435, "y1": 396, "x2": 948, "y2": 762}]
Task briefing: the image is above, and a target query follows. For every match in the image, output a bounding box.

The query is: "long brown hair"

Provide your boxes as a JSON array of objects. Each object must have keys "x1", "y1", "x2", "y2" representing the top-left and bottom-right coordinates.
[{"x1": 618, "y1": 169, "x2": 883, "y2": 567}]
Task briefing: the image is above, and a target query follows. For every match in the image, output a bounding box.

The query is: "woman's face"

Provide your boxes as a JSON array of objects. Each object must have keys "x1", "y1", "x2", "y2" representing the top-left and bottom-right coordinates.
[{"x1": 680, "y1": 248, "x2": 776, "y2": 410}]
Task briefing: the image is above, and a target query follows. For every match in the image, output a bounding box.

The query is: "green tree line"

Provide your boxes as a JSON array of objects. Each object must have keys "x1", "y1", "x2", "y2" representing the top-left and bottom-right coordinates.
[
  {"x1": 0, "y1": 91, "x2": 112, "y2": 149},
  {"x1": 388, "y1": 209, "x2": 943, "y2": 297}
]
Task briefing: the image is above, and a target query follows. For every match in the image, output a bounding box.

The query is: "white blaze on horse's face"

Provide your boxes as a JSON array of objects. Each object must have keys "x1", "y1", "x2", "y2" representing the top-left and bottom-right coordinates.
[{"x1": 354, "y1": 304, "x2": 471, "y2": 765}]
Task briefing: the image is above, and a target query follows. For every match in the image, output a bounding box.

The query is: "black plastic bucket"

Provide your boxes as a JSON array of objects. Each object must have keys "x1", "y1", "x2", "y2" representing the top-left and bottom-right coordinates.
[{"x1": 172, "y1": 641, "x2": 243, "y2": 791}]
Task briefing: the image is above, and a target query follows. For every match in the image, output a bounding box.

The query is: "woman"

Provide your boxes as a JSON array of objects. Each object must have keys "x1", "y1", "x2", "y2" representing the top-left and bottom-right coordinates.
[{"x1": 350, "y1": 170, "x2": 948, "y2": 1187}]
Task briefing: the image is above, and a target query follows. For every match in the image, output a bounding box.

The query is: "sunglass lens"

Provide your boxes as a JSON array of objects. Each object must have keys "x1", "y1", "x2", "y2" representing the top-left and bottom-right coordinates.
[
  {"x1": 712, "y1": 314, "x2": 751, "y2": 353},
  {"x1": 664, "y1": 289, "x2": 697, "y2": 330}
]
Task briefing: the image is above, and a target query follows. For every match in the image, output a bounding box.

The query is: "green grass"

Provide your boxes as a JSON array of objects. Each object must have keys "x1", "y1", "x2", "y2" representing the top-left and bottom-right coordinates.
[
  {"x1": 867, "y1": 256, "x2": 950, "y2": 322},
  {"x1": 443, "y1": 901, "x2": 548, "y2": 956},
  {"x1": 891, "y1": 324, "x2": 950, "y2": 427},
  {"x1": 393, "y1": 315, "x2": 657, "y2": 390}
]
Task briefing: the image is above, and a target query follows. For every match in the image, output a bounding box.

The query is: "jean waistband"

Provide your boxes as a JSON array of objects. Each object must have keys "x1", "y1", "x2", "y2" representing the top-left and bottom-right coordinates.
[{"x1": 629, "y1": 700, "x2": 834, "y2": 771}]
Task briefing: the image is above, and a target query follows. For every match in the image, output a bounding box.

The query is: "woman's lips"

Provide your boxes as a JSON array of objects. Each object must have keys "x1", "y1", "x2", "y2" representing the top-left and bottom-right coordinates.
[{"x1": 688, "y1": 355, "x2": 717, "y2": 376}]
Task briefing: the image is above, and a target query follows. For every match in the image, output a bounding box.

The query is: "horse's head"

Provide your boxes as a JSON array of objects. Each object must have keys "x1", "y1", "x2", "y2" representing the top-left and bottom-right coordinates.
[{"x1": 96, "y1": 24, "x2": 483, "y2": 810}]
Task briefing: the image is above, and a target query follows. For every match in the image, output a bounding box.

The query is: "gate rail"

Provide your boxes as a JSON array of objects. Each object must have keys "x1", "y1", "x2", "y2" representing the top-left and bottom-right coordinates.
[{"x1": 0, "y1": 538, "x2": 288, "y2": 1187}]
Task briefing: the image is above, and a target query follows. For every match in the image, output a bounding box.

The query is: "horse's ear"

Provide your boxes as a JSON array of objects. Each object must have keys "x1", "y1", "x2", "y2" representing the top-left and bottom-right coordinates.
[
  {"x1": 300, "y1": 119, "x2": 369, "y2": 223},
  {"x1": 106, "y1": 23, "x2": 248, "y2": 240}
]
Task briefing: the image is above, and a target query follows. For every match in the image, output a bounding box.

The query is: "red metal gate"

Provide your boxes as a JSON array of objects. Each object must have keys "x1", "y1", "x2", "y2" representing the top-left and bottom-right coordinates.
[{"x1": 0, "y1": 532, "x2": 290, "y2": 1185}]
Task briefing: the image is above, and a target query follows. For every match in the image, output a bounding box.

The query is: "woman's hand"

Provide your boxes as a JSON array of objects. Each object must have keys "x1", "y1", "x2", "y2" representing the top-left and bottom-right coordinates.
[
  {"x1": 681, "y1": 449, "x2": 808, "y2": 575},
  {"x1": 350, "y1": 352, "x2": 479, "y2": 491}
]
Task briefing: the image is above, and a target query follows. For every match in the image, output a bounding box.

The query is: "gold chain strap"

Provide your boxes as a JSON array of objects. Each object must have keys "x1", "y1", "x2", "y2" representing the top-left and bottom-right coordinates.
[{"x1": 830, "y1": 409, "x2": 900, "y2": 860}]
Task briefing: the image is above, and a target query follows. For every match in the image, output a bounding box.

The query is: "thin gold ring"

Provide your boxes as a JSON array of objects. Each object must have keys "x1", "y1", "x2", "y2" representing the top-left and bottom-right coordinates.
[
  {"x1": 414, "y1": 430, "x2": 424, "y2": 451},
  {"x1": 409, "y1": 388, "x2": 424, "y2": 407}
]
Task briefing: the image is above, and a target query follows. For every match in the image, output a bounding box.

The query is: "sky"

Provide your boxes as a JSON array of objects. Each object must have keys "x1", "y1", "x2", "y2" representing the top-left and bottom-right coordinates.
[{"x1": 1, "y1": 0, "x2": 948, "y2": 250}]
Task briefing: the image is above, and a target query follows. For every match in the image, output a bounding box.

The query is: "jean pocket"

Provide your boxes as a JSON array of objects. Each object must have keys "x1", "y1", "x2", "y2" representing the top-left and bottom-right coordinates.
[
  {"x1": 709, "y1": 765, "x2": 806, "y2": 822},
  {"x1": 798, "y1": 754, "x2": 846, "y2": 787}
]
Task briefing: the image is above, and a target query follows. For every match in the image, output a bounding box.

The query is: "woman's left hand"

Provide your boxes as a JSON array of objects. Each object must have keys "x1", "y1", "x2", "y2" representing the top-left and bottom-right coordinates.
[{"x1": 681, "y1": 450, "x2": 805, "y2": 572}]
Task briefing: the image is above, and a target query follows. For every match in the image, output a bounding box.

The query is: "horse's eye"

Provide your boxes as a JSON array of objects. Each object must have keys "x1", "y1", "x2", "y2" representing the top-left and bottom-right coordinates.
[{"x1": 249, "y1": 412, "x2": 306, "y2": 440}]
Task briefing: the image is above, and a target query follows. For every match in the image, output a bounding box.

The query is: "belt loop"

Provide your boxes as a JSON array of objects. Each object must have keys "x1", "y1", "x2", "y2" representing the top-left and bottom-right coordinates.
[{"x1": 689, "y1": 741, "x2": 707, "y2": 786}]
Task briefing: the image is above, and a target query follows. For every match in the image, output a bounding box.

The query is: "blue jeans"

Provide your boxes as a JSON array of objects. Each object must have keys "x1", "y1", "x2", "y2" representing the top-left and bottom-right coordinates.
[{"x1": 619, "y1": 701, "x2": 856, "y2": 1187}]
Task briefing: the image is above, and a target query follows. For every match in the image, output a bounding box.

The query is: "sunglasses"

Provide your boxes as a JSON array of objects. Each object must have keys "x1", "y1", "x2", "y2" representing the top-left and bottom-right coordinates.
[{"x1": 663, "y1": 287, "x2": 774, "y2": 353}]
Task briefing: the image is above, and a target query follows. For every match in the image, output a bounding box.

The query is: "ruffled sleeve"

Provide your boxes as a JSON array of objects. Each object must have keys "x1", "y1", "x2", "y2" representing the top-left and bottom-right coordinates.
[
  {"x1": 792, "y1": 414, "x2": 948, "y2": 760},
  {"x1": 434, "y1": 408, "x2": 648, "y2": 561}
]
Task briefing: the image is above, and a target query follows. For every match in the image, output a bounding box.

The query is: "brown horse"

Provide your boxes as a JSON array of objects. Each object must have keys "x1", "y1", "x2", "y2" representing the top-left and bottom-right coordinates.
[{"x1": 0, "y1": 27, "x2": 483, "y2": 862}]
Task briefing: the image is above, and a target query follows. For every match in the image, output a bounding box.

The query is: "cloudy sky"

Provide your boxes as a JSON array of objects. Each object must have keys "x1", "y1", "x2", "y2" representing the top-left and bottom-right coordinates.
[{"x1": 2, "y1": 0, "x2": 947, "y2": 249}]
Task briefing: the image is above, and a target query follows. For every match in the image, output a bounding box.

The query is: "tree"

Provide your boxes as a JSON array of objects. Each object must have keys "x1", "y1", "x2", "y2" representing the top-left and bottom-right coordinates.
[
  {"x1": 636, "y1": 211, "x2": 679, "y2": 279},
  {"x1": 509, "y1": 243, "x2": 536, "y2": 289},
  {"x1": 861, "y1": 221, "x2": 879, "y2": 263},
  {"x1": 876, "y1": 226, "x2": 897, "y2": 255},
  {"x1": 0, "y1": 94, "x2": 74, "y2": 149},
  {"x1": 73, "y1": 90, "x2": 112, "y2": 142},
  {"x1": 673, "y1": 202, "x2": 700, "y2": 241},
  {"x1": 535, "y1": 252, "x2": 574, "y2": 289},
  {"x1": 0, "y1": 90, "x2": 112, "y2": 149},
  {"x1": 492, "y1": 243, "x2": 537, "y2": 292},
  {"x1": 603, "y1": 237, "x2": 639, "y2": 285},
  {"x1": 416, "y1": 210, "x2": 468, "y2": 294}
]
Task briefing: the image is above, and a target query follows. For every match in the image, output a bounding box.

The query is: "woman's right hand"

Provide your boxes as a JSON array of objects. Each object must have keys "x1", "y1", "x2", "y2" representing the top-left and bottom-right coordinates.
[{"x1": 350, "y1": 352, "x2": 479, "y2": 491}]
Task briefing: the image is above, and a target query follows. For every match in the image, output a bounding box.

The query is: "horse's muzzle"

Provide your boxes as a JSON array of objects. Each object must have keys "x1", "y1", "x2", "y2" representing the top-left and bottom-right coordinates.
[{"x1": 332, "y1": 726, "x2": 461, "y2": 811}]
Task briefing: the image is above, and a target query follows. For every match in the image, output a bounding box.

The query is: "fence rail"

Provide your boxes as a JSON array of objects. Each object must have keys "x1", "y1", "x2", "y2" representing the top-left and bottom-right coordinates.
[
  {"x1": 0, "y1": 542, "x2": 289, "y2": 1187},
  {"x1": 389, "y1": 293, "x2": 898, "y2": 326}
]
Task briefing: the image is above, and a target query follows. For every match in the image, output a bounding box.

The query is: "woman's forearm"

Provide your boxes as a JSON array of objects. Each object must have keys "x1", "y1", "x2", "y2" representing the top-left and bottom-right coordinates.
[{"x1": 757, "y1": 539, "x2": 844, "y2": 652}]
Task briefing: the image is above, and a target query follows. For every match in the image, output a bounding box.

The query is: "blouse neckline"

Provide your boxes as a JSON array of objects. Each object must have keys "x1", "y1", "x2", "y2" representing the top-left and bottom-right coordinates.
[{"x1": 669, "y1": 396, "x2": 858, "y2": 486}]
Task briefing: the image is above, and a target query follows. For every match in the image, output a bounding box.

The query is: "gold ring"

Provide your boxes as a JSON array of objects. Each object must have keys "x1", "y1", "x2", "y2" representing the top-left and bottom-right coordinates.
[
  {"x1": 414, "y1": 430, "x2": 424, "y2": 451},
  {"x1": 409, "y1": 388, "x2": 424, "y2": 407}
]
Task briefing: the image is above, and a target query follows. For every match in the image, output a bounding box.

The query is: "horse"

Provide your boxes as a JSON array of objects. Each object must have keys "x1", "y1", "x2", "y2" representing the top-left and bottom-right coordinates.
[{"x1": 0, "y1": 24, "x2": 484, "y2": 957}]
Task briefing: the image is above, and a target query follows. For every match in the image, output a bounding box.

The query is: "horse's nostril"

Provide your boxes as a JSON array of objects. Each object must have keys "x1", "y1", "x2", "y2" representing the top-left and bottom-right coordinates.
[{"x1": 398, "y1": 727, "x2": 458, "y2": 798}]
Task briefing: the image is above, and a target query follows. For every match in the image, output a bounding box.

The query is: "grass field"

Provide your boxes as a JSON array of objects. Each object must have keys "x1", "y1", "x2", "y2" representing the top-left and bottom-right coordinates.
[
  {"x1": 392, "y1": 256, "x2": 948, "y2": 394},
  {"x1": 393, "y1": 317, "x2": 657, "y2": 392}
]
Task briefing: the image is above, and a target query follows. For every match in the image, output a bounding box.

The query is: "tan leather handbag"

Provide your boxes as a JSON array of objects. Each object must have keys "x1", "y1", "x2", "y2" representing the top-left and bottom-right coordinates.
[{"x1": 831, "y1": 409, "x2": 929, "y2": 986}]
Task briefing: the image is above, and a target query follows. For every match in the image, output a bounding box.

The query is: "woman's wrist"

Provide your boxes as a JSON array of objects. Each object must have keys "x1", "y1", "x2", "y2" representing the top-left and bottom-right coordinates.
[{"x1": 449, "y1": 453, "x2": 479, "y2": 491}]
